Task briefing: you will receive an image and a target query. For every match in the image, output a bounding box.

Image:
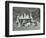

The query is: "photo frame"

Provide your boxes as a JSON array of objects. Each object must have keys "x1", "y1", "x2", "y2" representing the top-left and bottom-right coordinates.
[{"x1": 5, "y1": 1, "x2": 45, "y2": 37}]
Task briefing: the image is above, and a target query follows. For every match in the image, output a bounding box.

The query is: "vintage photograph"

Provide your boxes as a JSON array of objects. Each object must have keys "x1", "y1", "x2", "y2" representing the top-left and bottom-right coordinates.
[
  {"x1": 5, "y1": 1, "x2": 45, "y2": 37},
  {"x1": 13, "y1": 7, "x2": 40, "y2": 31}
]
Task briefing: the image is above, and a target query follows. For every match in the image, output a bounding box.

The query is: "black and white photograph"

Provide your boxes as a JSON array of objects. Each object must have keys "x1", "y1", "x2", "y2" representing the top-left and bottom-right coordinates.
[
  {"x1": 5, "y1": 1, "x2": 45, "y2": 37},
  {"x1": 13, "y1": 7, "x2": 40, "y2": 31}
]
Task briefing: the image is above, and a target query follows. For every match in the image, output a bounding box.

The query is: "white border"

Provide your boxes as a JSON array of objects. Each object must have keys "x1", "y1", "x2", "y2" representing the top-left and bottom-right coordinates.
[{"x1": 9, "y1": 3, "x2": 43, "y2": 35}]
